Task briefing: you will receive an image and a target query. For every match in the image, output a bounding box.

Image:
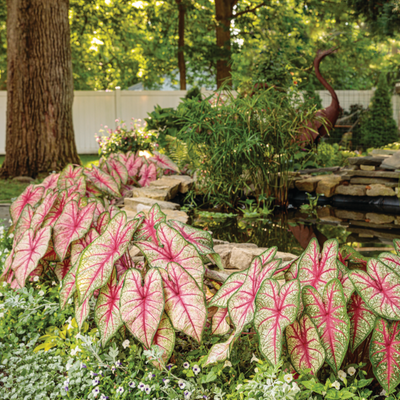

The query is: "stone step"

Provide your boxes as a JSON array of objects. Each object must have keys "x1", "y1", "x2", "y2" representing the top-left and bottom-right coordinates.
[
  {"x1": 350, "y1": 177, "x2": 398, "y2": 187},
  {"x1": 124, "y1": 197, "x2": 180, "y2": 212},
  {"x1": 347, "y1": 156, "x2": 388, "y2": 166},
  {"x1": 342, "y1": 170, "x2": 400, "y2": 179},
  {"x1": 131, "y1": 187, "x2": 171, "y2": 201}
]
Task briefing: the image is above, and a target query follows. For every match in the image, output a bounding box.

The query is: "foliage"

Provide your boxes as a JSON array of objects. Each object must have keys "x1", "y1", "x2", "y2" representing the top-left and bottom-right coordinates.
[
  {"x1": 96, "y1": 120, "x2": 158, "y2": 158},
  {"x1": 357, "y1": 74, "x2": 399, "y2": 149},
  {"x1": 177, "y1": 86, "x2": 319, "y2": 208}
]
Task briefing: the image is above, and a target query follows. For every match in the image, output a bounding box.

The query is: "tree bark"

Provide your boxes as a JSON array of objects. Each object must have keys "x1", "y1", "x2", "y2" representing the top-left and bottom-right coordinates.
[
  {"x1": 215, "y1": 0, "x2": 237, "y2": 88},
  {"x1": 1, "y1": 0, "x2": 80, "y2": 179},
  {"x1": 176, "y1": 0, "x2": 186, "y2": 90}
]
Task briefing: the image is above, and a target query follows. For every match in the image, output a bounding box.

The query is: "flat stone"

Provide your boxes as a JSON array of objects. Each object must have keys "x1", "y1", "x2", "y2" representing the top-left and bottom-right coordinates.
[
  {"x1": 334, "y1": 209, "x2": 365, "y2": 220},
  {"x1": 348, "y1": 156, "x2": 387, "y2": 166},
  {"x1": 316, "y1": 175, "x2": 343, "y2": 197},
  {"x1": 343, "y1": 170, "x2": 400, "y2": 179},
  {"x1": 295, "y1": 176, "x2": 323, "y2": 192},
  {"x1": 360, "y1": 165, "x2": 375, "y2": 171},
  {"x1": 359, "y1": 233, "x2": 374, "y2": 238},
  {"x1": 366, "y1": 184, "x2": 396, "y2": 197},
  {"x1": 317, "y1": 206, "x2": 332, "y2": 218},
  {"x1": 335, "y1": 185, "x2": 366, "y2": 196},
  {"x1": 13, "y1": 176, "x2": 34, "y2": 183},
  {"x1": 124, "y1": 197, "x2": 180, "y2": 211},
  {"x1": 319, "y1": 216, "x2": 342, "y2": 224},
  {"x1": 365, "y1": 213, "x2": 394, "y2": 224},
  {"x1": 370, "y1": 149, "x2": 397, "y2": 156},
  {"x1": 350, "y1": 177, "x2": 398, "y2": 187},
  {"x1": 166, "y1": 175, "x2": 194, "y2": 193},
  {"x1": 149, "y1": 177, "x2": 181, "y2": 200},
  {"x1": 131, "y1": 187, "x2": 171, "y2": 201},
  {"x1": 380, "y1": 151, "x2": 400, "y2": 170}
]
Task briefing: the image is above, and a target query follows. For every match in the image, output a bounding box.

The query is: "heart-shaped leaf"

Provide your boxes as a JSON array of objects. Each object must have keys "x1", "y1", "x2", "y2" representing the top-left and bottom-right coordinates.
[
  {"x1": 348, "y1": 293, "x2": 376, "y2": 352},
  {"x1": 75, "y1": 294, "x2": 90, "y2": 330},
  {"x1": 77, "y1": 212, "x2": 139, "y2": 303},
  {"x1": 160, "y1": 262, "x2": 207, "y2": 343},
  {"x1": 120, "y1": 268, "x2": 164, "y2": 348},
  {"x1": 60, "y1": 264, "x2": 78, "y2": 309},
  {"x1": 212, "y1": 307, "x2": 230, "y2": 335},
  {"x1": 106, "y1": 157, "x2": 129, "y2": 185},
  {"x1": 54, "y1": 258, "x2": 72, "y2": 282},
  {"x1": 58, "y1": 165, "x2": 83, "y2": 189},
  {"x1": 43, "y1": 190, "x2": 80, "y2": 228},
  {"x1": 149, "y1": 313, "x2": 175, "y2": 369},
  {"x1": 379, "y1": 252, "x2": 400, "y2": 274},
  {"x1": 370, "y1": 318, "x2": 400, "y2": 393},
  {"x1": 149, "y1": 151, "x2": 180, "y2": 173},
  {"x1": 299, "y1": 238, "x2": 338, "y2": 293},
  {"x1": 84, "y1": 166, "x2": 121, "y2": 197},
  {"x1": 11, "y1": 227, "x2": 52, "y2": 287},
  {"x1": 53, "y1": 200, "x2": 96, "y2": 261},
  {"x1": 95, "y1": 268, "x2": 124, "y2": 346},
  {"x1": 349, "y1": 259, "x2": 400, "y2": 320},
  {"x1": 14, "y1": 204, "x2": 34, "y2": 244},
  {"x1": 10, "y1": 185, "x2": 45, "y2": 223},
  {"x1": 286, "y1": 314, "x2": 325, "y2": 375},
  {"x1": 30, "y1": 192, "x2": 58, "y2": 232},
  {"x1": 134, "y1": 204, "x2": 166, "y2": 244},
  {"x1": 302, "y1": 279, "x2": 349, "y2": 373},
  {"x1": 136, "y1": 223, "x2": 205, "y2": 286},
  {"x1": 209, "y1": 271, "x2": 247, "y2": 308},
  {"x1": 254, "y1": 279, "x2": 300, "y2": 366},
  {"x1": 138, "y1": 163, "x2": 157, "y2": 187},
  {"x1": 204, "y1": 331, "x2": 237, "y2": 367},
  {"x1": 41, "y1": 173, "x2": 60, "y2": 190},
  {"x1": 337, "y1": 261, "x2": 354, "y2": 303}
]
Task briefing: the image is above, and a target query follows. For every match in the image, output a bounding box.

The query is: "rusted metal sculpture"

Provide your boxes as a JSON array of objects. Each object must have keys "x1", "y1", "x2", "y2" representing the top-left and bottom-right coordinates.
[{"x1": 299, "y1": 48, "x2": 341, "y2": 145}]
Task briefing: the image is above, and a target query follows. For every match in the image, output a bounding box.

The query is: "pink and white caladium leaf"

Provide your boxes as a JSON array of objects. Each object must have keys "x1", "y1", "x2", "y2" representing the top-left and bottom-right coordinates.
[
  {"x1": 149, "y1": 313, "x2": 175, "y2": 369},
  {"x1": 212, "y1": 307, "x2": 230, "y2": 335},
  {"x1": 394, "y1": 239, "x2": 400, "y2": 255},
  {"x1": 349, "y1": 259, "x2": 400, "y2": 320},
  {"x1": 337, "y1": 261, "x2": 355, "y2": 303},
  {"x1": 125, "y1": 154, "x2": 141, "y2": 183},
  {"x1": 120, "y1": 268, "x2": 164, "y2": 348},
  {"x1": 11, "y1": 227, "x2": 52, "y2": 287},
  {"x1": 76, "y1": 212, "x2": 140, "y2": 303},
  {"x1": 14, "y1": 204, "x2": 34, "y2": 244},
  {"x1": 298, "y1": 238, "x2": 338, "y2": 293},
  {"x1": 105, "y1": 160, "x2": 122, "y2": 186},
  {"x1": 133, "y1": 205, "x2": 166, "y2": 244},
  {"x1": 227, "y1": 256, "x2": 282, "y2": 335},
  {"x1": 54, "y1": 258, "x2": 72, "y2": 282},
  {"x1": 160, "y1": 262, "x2": 207, "y2": 343},
  {"x1": 84, "y1": 166, "x2": 121, "y2": 197},
  {"x1": 286, "y1": 314, "x2": 325, "y2": 375},
  {"x1": 106, "y1": 157, "x2": 129, "y2": 185},
  {"x1": 168, "y1": 220, "x2": 214, "y2": 255},
  {"x1": 95, "y1": 211, "x2": 111, "y2": 235},
  {"x1": 58, "y1": 165, "x2": 83, "y2": 189},
  {"x1": 149, "y1": 151, "x2": 180, "y2": 173},
  {"x1": 347, "y1": 293, "x2": 376, "y2": 352},
  {"x1": 42, "y1": 239, "x2": 58, "y2": 262},
  {"x1": 41, "y1": 173, "x2": 60, "y2": 190},
  {"x1": 95, "y1": 268, "x2": 124, "y2": 346},
  {"x1": 204, "y1": 331, "x2": 237, "y2": 367},
  {"x1": 302, "y1": 278, "x2": 350, "y2": 374},
  {"x1": 10, "y1": 185, "x2": 45, "y2": 224},
  {"x1": 136, "y1": 223, "x2": 205, "y2": 285},
  {"x1": 30, "y1": 192, "x2": 58, "y2": 233},
  {"x1": 370, "y1": 318, "x2": 400, "y2": 393},
  {"x1": 53, "y1": 200, "x2": 96, "y2": 261},
  {"x1": 209, "y1": 271, "x2": 247, "y2": 308},
  {"x1": 43, "y1": 190, "x2": 80, "y2": 228},
  {"x1": 75, "y1": 294, "x2": 90, "y2": 330},
  {"x1": 379, "y1": 252, "x2": 400, "y2": 275},
  {"x1": 86, "y1": 180, "x2": 104, "y2": 197},
  {"x1": 254, "y1": 279, "x2": 300, "y2": 366},
  {"x1": 60, "y1": 264, "x2": 78, "y2": 309},
  {"x1": 285, "y1": 258, "x2": 300, "y2": 281},
  {"x1": 138, "y1": 163, "x2": 157, "y2": 187}
]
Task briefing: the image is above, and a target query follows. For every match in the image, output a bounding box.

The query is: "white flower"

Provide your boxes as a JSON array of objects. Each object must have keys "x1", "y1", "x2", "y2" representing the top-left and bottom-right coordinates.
[
  {"x1": 67, "y1": 298, "x2": 73, "y2": 305},
  {"x1": 178, "y1": 380, "x2": 186, "y2": 389},
  {"x1": 254, "y1": 367, "x2": 259, "y2": 373},
  {"x1": 192, "y1": 365, "x2": 200, "y2": 375},
  {"x1": 322, "y1": 391, "x2": 326, "y2": 396},
  {"x1": 38, "y1": 290, "x2": 44, "y2": 296},
  {"x1": 163, "y1": 379, "x2": 170, "y2": 386},
  {"x1": 380, "y1": 389, "x2": 386, "y2": 396},
  {"x1": 71, "y1": 346, "x2": 81, "y2": 356},
  {"x1": 66, "y1": 317, "x2": 73, "y2": 330},
  {"x1": 291, "y1": 382, "x2": 300, "y2": 392},
  {"x1": 65, "y1": 361, "x2": 73, "y2": 371},
  {"x1": 129, "y1": 381, "x2": 136, "y2": 388},
  {"x1": 138, "y1": 382, "x2": 145, "y2": 391},
  {"x1": 250, "y1": 353, "x2": 259, "y2": 363},
  {"x1": 183, "y1": 361, "x2": 190, "y2": 369},
  {"x1": 0, "y1": 293, "x2": 3, "y2": 297},
  {"x1": 148, "y1": 371, "x2": 153, "y2": 379},
  {"x1": 144, "y1": 385, "x2": 151, "y2": 394},
  {"x1": 0, "y1": 312, "x2": 4, "y2": 318},
  {"x1": 331, "y1": 381, "x2": 340, "y2": 390},
  {"x1": 116, "y1": 386, "x2": 124, "y2": 395},
  {"x1": 92, "y1": 387, "x2": 100, "y2": 397},
  {"x1": 122, "y1": 339, "x2": 130, "y2": 349},
  {"x1": 338, "y1": 370, "x2": 347, "y2": 381},
  {"x1": 2, "y1": 282, "x2": 6, "y2": 287},
  {"x1": 347, "y1": 366, "x2": 356, "y2": 376},
  {"x1": 223, "y1": 360, "x2": 232, "y2": 368},
  {"x1": 100, "y1": 395, "x2": 107, "y2": 400},
  {"x1": 92, "y1": 378, "x2": 100, "y2": 386},
  {"x1": 0, "y1": 304, "x2": 4, "y2": 309},
  {"x1": 284, "y1": 374, "x2": 293, "y2": 383},
  {"x1": 184, "y1": 390, "x2": 191, "y2": 398},
  {"x1": 52, "y1": 281, "x2": 56, "y2": 286},
  {"x1": 33, "y1": 276, "x2": 39, "y2": 282},
  {"x1": 75, "y1": 333, "x2": 83, "y2": 340},
  {"x1": 236, "y1": 384, "x2": 243, "y2": 390}
]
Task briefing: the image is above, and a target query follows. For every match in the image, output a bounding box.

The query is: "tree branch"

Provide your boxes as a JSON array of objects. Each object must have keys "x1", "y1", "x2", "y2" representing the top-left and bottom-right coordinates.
[{"x1": 230, "y1": 3, "x2": 265, "y2": 19}]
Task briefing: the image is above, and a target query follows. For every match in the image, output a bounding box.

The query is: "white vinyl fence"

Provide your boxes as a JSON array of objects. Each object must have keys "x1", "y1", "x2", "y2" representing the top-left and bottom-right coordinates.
[{"x1": 0, "y1": 89, "x2": 400, "y2": 155}]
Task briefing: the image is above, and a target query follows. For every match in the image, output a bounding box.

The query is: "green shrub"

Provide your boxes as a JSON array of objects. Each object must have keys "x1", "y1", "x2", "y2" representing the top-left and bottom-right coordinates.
[{"x1": 358, "y1": 74, "x2": 399, "y2": 149}]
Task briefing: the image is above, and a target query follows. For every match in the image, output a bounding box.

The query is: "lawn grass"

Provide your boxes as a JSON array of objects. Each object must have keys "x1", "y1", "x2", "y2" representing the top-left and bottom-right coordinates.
[{"x1": 0, "y1": 154, "x2": 100, "y2": 203}]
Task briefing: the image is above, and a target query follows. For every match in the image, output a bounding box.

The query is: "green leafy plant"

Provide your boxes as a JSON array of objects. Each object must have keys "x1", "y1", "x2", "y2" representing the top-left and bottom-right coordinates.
[{"x1": 300, "y1": 193, "x2": 321, "y2": 215}]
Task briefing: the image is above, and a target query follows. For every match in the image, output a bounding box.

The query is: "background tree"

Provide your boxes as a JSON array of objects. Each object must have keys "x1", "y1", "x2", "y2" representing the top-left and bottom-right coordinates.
[{"x1": 1, "y1": 0, "x2": 80, "y2": 178}]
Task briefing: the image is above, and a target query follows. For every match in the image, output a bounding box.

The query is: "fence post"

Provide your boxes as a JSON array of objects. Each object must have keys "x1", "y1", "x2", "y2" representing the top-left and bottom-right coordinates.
[{"x1": 115, "y1": 86, "x2": 121, "y2": 127}]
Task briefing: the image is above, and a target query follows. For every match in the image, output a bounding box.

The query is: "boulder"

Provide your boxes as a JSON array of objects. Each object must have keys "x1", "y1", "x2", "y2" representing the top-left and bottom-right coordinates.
[
  {"x1": 316, "y1": 175, "x2": 343, "y2": 197},
  {"x1": 365, "y1": 213, "x2": 394, "y2": 224},
  {"x1": 350, "y1": 177, "x2": 398, "y2": 187},
  {"x1": 348, "y1": 156, "x2": 387, "y2": 166},
  {"x1": 295, "y1": 176, "x2": 323, "y2": 192},
  {"x1": 380, "y1": 151, "x2": 400, "y2": 170},
  {"x1": 13, "y1": 176, "x2": 34, "y2": 183},
  {"x1": 370, "y1": 149, "x2": 397, "y2": 156},
  {"x1": 360, "y1": 165, "x2": 375, "y2": 171},
  {"x1": 334, "y1": 209, "x2": 365, "y2": 221},
  {"x1": 366, "y1": 184, "x2": 396, "y2": 197},
  {"x1": 335, "y1": 185, "x2": 366, "y2": 196},
  {"x1": 131, "y1": 187, "x2": 171, "y2": 201},
  {"x1": 124, "y1": 197, "x2": 180, "y2": 212},
  {"x1": 166, "y1": 175, "x2": 194, "y2": 193},
  {"x1": 149, "y1": 177, "x2": 181, "y2": 200}
]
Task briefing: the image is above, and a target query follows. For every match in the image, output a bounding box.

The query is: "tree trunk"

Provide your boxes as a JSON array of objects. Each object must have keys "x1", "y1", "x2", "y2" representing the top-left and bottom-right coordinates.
[
  {"x1": 215, "y1": 0, "x2": 236, "y2": 88},
  {"x1": 1, "y1": 0, "x2": 80, "y2": 179},
  {"x1": 176, "y1": 0, "x2": 186, "y2": 90}
]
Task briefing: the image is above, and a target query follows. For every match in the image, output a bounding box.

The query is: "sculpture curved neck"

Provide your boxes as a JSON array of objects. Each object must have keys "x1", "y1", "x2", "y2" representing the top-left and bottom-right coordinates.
[{"x1": 314, "y1": 53, "x2": 339, "y2": 106}]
